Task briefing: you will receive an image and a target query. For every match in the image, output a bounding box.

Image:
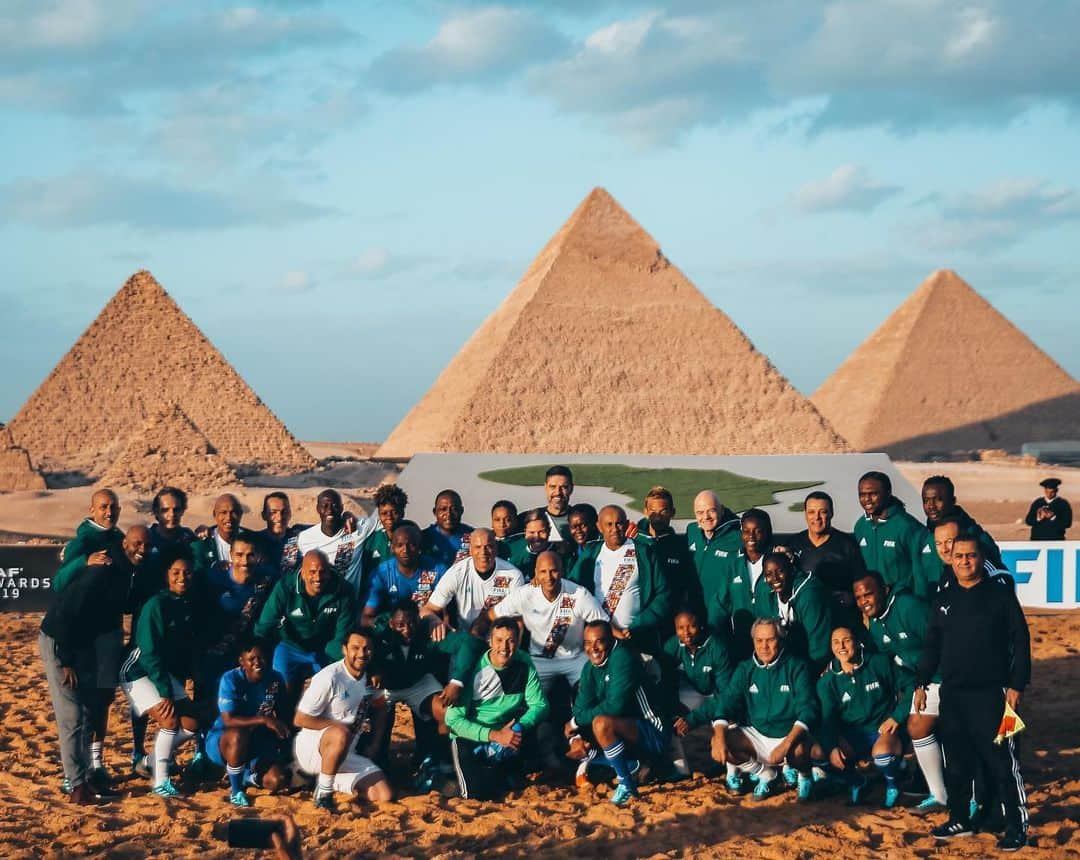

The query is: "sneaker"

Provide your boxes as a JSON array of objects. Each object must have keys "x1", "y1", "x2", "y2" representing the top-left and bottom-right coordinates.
[
  {"x1": 69, "y1": 783, "x2": 102, "y2": 806},
  {"x1": 915, "y1": 795, "x2": 947, "y2": 813},
  {"x1": 796, "y1": 775, "x2": 814, "y2": 803},
  {"x1": 931, "y1": 819, "x2": 974, "y2": 840},
  {"x1": 752, "y1": 777, "x2": 775, "y2": 801},
  {"x1": 88, "y1": 766, "x2": 112, "y2": 786},
  {"x1": 782, "y1": 766, "x2": 799, "y2": 787},
  {"x1": 87, "y1": 769, "x2": 120, "y2": 800},
  {"x1": 229, "y1": 790, "x2": 251, "y2": 808},
  {"x1": 610, "y1": 783, "x2": 635, "y2": 807},
  {"x1": 997, "y1": 829, "x2": 1027, "y2": 852},
  {"x1": 847, "y1": 777, "x2": 868, "y2": 807},
  {"x1": 884, "y1": 785, "x2": 901, "y2": 809},
  {"x1": 671, "y1": 760, "x2": 692, "y2": 779},
  {"x1": 151, "y1": 781, "x2": 180, "y2": 798},
  {"x1": 132, "y1": 756, "x2": 153, "y2": 780},
  {"x1": 971, "y1": 808, "x2": 1007, "y2": 834},
  {"x1": 725, "y1": 773, "x2": 745, "y2": 794},
  {"x1": 313, "y1": 792, "x2": 338, "y2": 813},
  {"x1": 185, "y1": 751, "x2": 214, "y2": 780},
  {"x1": 574, "y1": 759, "x2": 591, "y2": 789}
]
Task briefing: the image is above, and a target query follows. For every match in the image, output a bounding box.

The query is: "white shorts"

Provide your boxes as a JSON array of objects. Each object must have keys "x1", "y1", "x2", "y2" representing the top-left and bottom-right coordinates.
[
  {"x1": 121, "y1": 676, "x2": 188, "y2": 717},
  {"x1": 738, "y1": 726, "x2": 787, "y2": 763},
  {"x1": 532, "y1": 653, "x2": 588, "y2": 689},
  {"x1": 293, "y1": 728, "x2": 383, "y2": 794},
  {"x1": 910, "y1": 683, "x2": 941, "y2": 717},
  {"x1": 678, "y1": 685, "x2": 707, "y2": 714},
  {"x1": 386, "y1": 674, "x2": 443, "y2": 715}
]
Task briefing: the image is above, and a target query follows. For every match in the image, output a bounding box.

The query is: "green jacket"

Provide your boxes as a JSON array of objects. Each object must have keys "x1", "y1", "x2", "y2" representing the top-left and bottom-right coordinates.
[
  {"x1": 752, "y1": 571, "x2": 834, "y2": 670},
  {"x1": 568, "y1": 539, "x2": 673, "y2": 650},
  {"x1": 661, "y1": 633, "x2": 733, "y2": 698},
  {"x1": 253, "y1": 570, "x2": 357, "y2": 663},
  {"x1": 853, "y1": 501, "x2": 935, "y2": 594},
  {"x1": 708, "y1": 547, "x2": 776, "y2": 653},
  {"x1": 816, "y1": 649, "x2": 908, "y2": 752},
  {"x1": 866, "y1": 590, "x2": 939, "y2": 690},
  {"x1": 120, "y1": 590, "x2": 197, "y2": 697},
  {"x1": 685, "y1": 518, "x2": 742, "y2": 617},
  {"x1": 636, "y1": 518, "x2": 695, "y2": 608},
  {"x1": 687, "y1": 650, "x2": 819, "y2": 738},
  {"x1": 572, "y1": 642, "x2": 667, "y2": 730},
  {"x1": 360, "y1": 527, "x2": 391, "y2": 581},
  {"x1": 374, "y1": 626, "x2": 485, "y2": 691},
  {"x1": 445, "y1": 650, "x2": 548, "y2": 742},
  {"x1": 54, "y1": 519, "x2": 124, "y2": 592},
  {"x1": 505, "y1": 535, "x2": 544, "y2": 583}
]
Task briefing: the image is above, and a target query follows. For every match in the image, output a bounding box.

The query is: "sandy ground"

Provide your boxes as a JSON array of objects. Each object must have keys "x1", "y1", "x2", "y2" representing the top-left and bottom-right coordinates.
[{"x1": 1, "y1": 608, "x2": 1077, "y2": 858}]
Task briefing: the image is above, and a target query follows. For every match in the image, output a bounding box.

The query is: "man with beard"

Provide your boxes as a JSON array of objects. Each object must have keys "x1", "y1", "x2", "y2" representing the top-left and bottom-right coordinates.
[
  {"x1": 295, "y1": 490, "x2": 378, "y2": 593},
  {"x1": 362, "y1": 522, "x2": 447, "y2": 625},
  {"x1": 541, "y1": 466, "x2": 575, "y2": 545},
  {"x1": 422, "y1": 490, "x2": 474, "y2": 568},
  {"x1": 854, "y1": 472, "x2": 937, "y2": 597}
]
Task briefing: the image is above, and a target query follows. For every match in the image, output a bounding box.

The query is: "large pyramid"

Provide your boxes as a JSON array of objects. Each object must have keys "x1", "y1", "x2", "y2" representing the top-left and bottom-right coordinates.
[
  {"x1": 97, "y1": 403, "x2": 239, "y2": 493},
  {"x1": 8, "y1": 271, "x2": 316, "y2": 477},
  {"x1": 0, "y1": 427, "x2": 47, "y2": 492},
  {"x1": 377, "y1": 188, "x2": 848, "y2": 458},
  {"x1": 812, "y1": 269, "x2": 1080, "y2": 457}
]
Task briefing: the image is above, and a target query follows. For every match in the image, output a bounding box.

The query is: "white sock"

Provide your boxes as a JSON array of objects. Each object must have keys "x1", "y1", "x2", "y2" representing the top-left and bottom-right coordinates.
[
  {"x1": 726, "y1": 763, "x2": 738, "y2": 779},
  {"x1": 91, "y1": 742, "x2": 104, "y2": 770},
  {"x1": 913, "y1": 734, "x2": 948, "y2": 803},
  {"x1": 670, "y1": 737, "x2": 688, "y2": 772},
  {"x1": 153, "y1": 729, "x2": 176, "y2": 785},
  {"x1": 758, "y1": 766, "x2": 778, "y2": 784},
  {"x1": 316, "y1": 774, "x2": 335, "y2": 798}
]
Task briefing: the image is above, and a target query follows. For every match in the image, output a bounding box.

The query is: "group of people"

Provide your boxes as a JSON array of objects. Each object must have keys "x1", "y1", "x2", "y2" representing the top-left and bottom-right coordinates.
[{"x1": 40, "y1": 465, "x2": 1033, "y2": 851}]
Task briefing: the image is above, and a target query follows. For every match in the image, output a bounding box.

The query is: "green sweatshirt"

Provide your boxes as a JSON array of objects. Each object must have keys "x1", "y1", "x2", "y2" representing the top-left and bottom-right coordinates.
[
  {"x1": 636, "y1": 518, "x2": 695, "y2": 607},
  {"x1": 120, "y1": 590, "x2": 196, "y2": 697},
  {"x1": 661, "y1": 633, "x2": 733, "y2": 698},
  {"x1": 54, "y1": 519, "x2": 124, "y2": 592},
  {"x1": 253, "y1": 570, "x2": 357, "y2": 663},
  {"x1": 866, "y1": 590, "x2": 940, "y2": 692},
  {"x1": 572, "y1": 642, "x2": 667, "y2": 730},
  {"x1": 853, "y1": 501, "x2": 933, "y2": 594},
  {"x1": 685, "y1": 518, "x2": 743, "y2": 617},
  {"x1": 374, "y1": 627, "x2": 485, "y2": 691},
  {"x1": 752, "y1": 572, "x2": 834, "y2": 670},
  {"x1": 445, "y1": 650, "x2": 548, "y2": 742},
  {"x1": 816, "y1": 650, "x2": 908, "y2": 752},
  {"x1": 505, "y1": 535, "x2": 544, "y2": 582},
  {"x1": 568, "y1": 538, "x2": 673, "y2": 650},
  {"x1": 687, "y1": 651, "x2": 819, "y2": 738},
  {"x1": 361, "y1": 527, "x2": 391, "y2": 580}
]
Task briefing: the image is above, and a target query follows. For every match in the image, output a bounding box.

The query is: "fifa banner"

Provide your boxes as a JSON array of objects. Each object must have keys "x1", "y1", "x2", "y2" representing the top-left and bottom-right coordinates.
[
  {"x1": 0, "y1": 546, "x2": 60, "y2": 612},
  {"x1": 1000, "y1": 541, "x2": 1080, "y2": 610}
]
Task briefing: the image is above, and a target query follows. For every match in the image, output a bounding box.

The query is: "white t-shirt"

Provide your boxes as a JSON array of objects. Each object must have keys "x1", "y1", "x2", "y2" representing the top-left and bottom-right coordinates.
[
  {"x1": 427, "y1": 557, "x2": 524, "y2": 626},
  {"x1": 495, "y1": 580, "x2": 608, "y2": 659},
  {"x1": 594, "y1": 540, "x2": 642, "y2": 630},
  {"x1": 747, "y1": 556, "x2": 765, "y2": 592},
  {"x1": 296, "y1": 515, "x2": 378, "y2": 590},
  {"x1": 296, "y1": 660, "x2": 385, "y2": 725},
  {"x1": 214, "y1": 531, "x2": 231, "y2": 565}
]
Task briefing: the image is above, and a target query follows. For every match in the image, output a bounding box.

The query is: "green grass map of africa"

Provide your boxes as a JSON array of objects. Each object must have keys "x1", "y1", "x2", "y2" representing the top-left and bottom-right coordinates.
[{"x1": 477, "y1": 464, "x2": 822, "y2": 514}]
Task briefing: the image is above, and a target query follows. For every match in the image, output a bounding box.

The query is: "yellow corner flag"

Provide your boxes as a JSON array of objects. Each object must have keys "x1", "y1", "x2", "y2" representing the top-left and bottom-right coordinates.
[{"x1": 994, "y1": 702, "x2": 1027, "y2": 745}]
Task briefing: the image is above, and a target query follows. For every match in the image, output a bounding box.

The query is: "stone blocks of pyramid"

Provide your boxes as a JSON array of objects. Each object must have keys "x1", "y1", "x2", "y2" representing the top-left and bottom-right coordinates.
[
  {"x1": 0, "y1": 427, "x2": 47, "y2": 492},
  {"x1": 377, "y1": 188, "x2": 848, "y2": 458},
  {"x1": 96, "y1": 403, "x2": 238, "y2": 493},
  {"x1": 812, "y1": 269, "x2": 1080, "y2": 457},
  {"x1": 7, "y1": 271, "x2": 316, "y2": 478}
]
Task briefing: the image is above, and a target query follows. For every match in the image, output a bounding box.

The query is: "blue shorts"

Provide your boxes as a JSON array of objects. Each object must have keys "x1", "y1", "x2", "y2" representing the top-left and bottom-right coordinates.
[
  {"x1": 272, "y1": 641, "x2": 327, "y2": 687},
  {"x1": 633, "y1": 719, "x2": 669, "y2": 762},
  {"x1": 205, "y1": 725, "x2": 286, "y2": 770},
  {"x1": 839, "y1": 728, "x2": 880, "y2": 760}
]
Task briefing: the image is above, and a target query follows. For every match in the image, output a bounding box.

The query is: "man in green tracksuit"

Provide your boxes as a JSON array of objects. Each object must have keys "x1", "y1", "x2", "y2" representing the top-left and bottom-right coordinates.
[
  {"x1": 816, "y1": 626, "x2": 908, "y2": 807},
  {"x1": 568, "y1": 505, "x2": 672, "y2": 655},
  {"x1": 634, "y1": 487, "x2": 695, "y2": 611},
  {"x1": 753, "y1": 552, "x2": 833, "y2": 673},
  {"x1": 710, "y1": 509, "x2": 776, "y2": 657},
  {"x1": 566, "y1": 620, "x2": 670, "y2": 806},
  {"x1": 685, "y1": 490, "x2": 742, "y2": 617},
  {"x1": 54, "y1": 489, "x2": 124, "y2": 592},
  {"x1": 854, "y1": 471, "x2": 937, "y2": 595},
  {"x1": 445, "y1": 618, "x2": 548, "y2": 800},
  {"x1": 254, "y1": 550, "x2": 357, "y2": 694},
  {"x1": 680, "y1": 617, "x2": 819, "y2": 801},
  {"x1": 853, "y1": 570, "x2": 947, "y2": 810}
]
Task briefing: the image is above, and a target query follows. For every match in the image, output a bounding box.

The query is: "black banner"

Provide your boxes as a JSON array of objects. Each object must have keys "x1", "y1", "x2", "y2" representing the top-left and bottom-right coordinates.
[{"x1": 0, "y1": 546, "x2": 61, "y2": 612}]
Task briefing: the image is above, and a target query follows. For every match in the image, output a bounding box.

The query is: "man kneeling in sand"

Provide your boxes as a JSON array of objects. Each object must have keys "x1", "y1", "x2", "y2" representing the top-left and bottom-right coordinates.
[{"x1": 293, "y1": 627, "x2": 393, "y2": 812}]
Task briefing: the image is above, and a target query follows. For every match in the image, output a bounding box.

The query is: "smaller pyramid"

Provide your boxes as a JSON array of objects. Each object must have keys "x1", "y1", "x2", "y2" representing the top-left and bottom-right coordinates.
[
  {"x1": 812, "y1": 270, "x2": 1080, "y2": 457},
  {"x1": 0, "y1": 426, "x2": 47, "y2": 492},
  {"x1": 97, "y1": 403, "x2": 238, "y2": 493}
]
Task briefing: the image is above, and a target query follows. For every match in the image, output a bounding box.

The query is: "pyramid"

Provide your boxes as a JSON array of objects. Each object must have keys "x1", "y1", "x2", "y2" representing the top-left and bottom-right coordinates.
[
  {"x1": 376, "y1": 188, "x2": 848, "y2": 458},
  {"x1": 812, "y1": 269, "x2": 1080, "y2": 457},
  {"x1": 7, "y1": 271, "x2": 316, "y2": 477},
  {"x1": 0, "y1": 426, "x2": 47, "y2": 492},
  {"x1": 96, "y1": 403, "x2": 239, "y2": 493}
]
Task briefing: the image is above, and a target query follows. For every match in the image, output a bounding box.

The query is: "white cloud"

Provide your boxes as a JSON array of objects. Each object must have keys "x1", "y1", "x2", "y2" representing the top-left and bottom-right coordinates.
[
  {"x1": 277, "y1": 270, "x2": 313, "y2": 293},
  {"x1": 794, "y1": 165, "x2": 902, "y2": 213},
  {"x1": 342, "y1": 248, "x2": 427, "y2": 280}
]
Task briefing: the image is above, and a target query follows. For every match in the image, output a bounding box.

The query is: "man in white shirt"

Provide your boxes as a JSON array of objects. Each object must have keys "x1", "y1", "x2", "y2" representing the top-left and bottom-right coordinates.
[
  {"x1": 492, "y1": 550, "x2": 608, "y2": 690},
  {"x1": 293, "y1": 627, "x2": 393, "y2": 812},
  {"x1": 296, "y1": 490, "x2": 377, "y2": 593},
  {"x1": 422, "y1": 528, "x2": 523, "y2": 638}
]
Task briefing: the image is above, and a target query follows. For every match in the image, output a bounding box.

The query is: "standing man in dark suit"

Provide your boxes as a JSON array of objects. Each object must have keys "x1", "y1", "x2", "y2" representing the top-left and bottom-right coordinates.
[{"x1": 1026, "y1": 478, "x2": 1072, "y2": 540}]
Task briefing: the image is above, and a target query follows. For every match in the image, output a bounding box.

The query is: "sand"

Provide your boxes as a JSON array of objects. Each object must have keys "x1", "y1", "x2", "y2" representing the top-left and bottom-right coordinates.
[
  {"x1": 1, "y1": 607, "x2": 1077, "y2": 858},
  {"x1": 812, "y1": 270, "x2": 1080, "y2": 459},
  {"x1": 376, "y1": 188, "x2": 848, "y2": 460}
]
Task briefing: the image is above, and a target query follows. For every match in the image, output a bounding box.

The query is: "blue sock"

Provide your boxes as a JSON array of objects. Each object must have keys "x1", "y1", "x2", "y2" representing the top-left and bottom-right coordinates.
[
  {"x1": 873, "y1": 753, "x2": 900, "y2": 786},
  {"x1": 602, "y1": 741, "x2": 634, "y2": 788},
  {"x1": 227, "y1": 765, "x2": 245, "y2": 795}
]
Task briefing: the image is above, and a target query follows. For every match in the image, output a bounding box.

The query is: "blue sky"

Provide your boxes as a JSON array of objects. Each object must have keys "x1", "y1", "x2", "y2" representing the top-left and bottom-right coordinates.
[{"x1": 2, "y1": 0, "x2": 1078, "y2": 441}]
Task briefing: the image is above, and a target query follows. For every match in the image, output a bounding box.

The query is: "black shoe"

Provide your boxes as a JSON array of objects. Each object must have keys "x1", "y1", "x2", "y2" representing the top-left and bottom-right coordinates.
[
  {"x1": 931, "y1": 819, "x2": 974, "y2": 840},
  {"x1": 997, "y1": 830, "x2": 1027, "y2": 852},
  {"x1": 68, "y1": 783, "x2": 103, "y2": 806},
  {"x1": 971, "y1": 810, "x2": 1007, "y2": 834},
  {"x1": 87, "y1": 771, "x2": 121, "y2": 800}
]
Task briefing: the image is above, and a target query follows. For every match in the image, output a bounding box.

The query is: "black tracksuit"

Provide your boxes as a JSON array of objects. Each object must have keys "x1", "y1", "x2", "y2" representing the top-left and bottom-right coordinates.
[{"x1": 916, "y1": 575, "x2": 1031, "y2": 832}]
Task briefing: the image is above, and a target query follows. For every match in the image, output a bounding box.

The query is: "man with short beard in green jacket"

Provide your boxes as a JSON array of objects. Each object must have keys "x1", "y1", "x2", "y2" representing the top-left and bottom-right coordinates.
[{"x1": 853, "y1": 472, "x2": 935, "y2": 595}]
